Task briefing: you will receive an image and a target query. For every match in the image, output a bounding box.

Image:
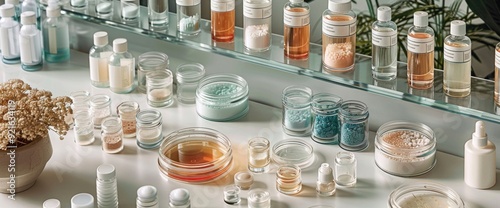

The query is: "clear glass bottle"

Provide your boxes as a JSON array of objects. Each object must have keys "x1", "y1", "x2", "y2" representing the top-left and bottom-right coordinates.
[
  {"x1": 371, "y1": 6, "x2": 397, "y2": 80},
  {"x1": 176, "y1": 63, "x2": 205, "y2": 104},
  {"x1": 137, "y1": 52, "x2": 169, "y2": 92},
  {"x1": 284, "y1": 0, "x2": 310, "y2": 60},
  {"x1": 311, "y1": 93, "x2": 343, "y2": 144},
  {"x1": 89, "y1": 31, "x2": 113, "y2": 88},
  {"x1": 6, "y1": 0, "x2": 21, "y2": 22},
  {"x1": 96, "y1": 164, "x2": 119, "y2": 208},
  {"x1": 248, "y1": 137, "x2": 270, "y2": 173},
  {"x1": 282, "y1": 85, "x2": 313, "y2": 136},
  {"x1": 90, "y1": 94, "x2": 112, "y2": 128},
  {"x1": 276, "y1": 164, "x2": 302, "y2": 195},
  {"x1": 19, "y1": 11, "x2": 42, "y2": 71},
  {"x1": 136, "y1": 109, "x2": 163, "y2": 149},
  {"x1": 42, "y1": 5, "x2": 70, "y2": 63},
  {"x1": 338, "y1": 100, "x2": 369, "y2": 151},
  {"x1": 137, "y1": 185, "x2": 159, "y2": 208},
  {"x1": 211, "y1": 0, "x2": 235, "y2": 42},
  {"x1": 108, "y1": 38, "x2": 135, "y2": 94},
  {"x1": 0, "y1": 4, "x2": 21, "y2": 64},
  {"x1": 101, "y1": 116, "x2": 124, "y2": 153},
  {"x1": 443, "y1": 20, "x2": 471, "y2": 98},
  {"x1": 148, "y1": 0, "x2": 169, "y2": 28},
  {"x1": 407, "y1": 11, "x2": 434, "y2": 89},
  {"x1": 116, "y1": 101, "x2": 140, "y2": 138},
  {"x1": 495, "y1": 42, "x2": 500, "y2": 105},
  {"x1": 176, "y1": 0, "x2": 201, "y2": 36},
  {"x1": 322, "y1": 0, "x2": 356, "y2": 72},
  {"x1": 317, "y1": 163, "x2": 336, "y2": 196},
  {"x1": 243, "y1": 0, "x2": 272, "y2": 52},
  {"x1": 334, "y1": 152, "x2": 356, "y2": 187},
  {"x1": 169, "y1": 188, "x2": 191, "y2": 208}
]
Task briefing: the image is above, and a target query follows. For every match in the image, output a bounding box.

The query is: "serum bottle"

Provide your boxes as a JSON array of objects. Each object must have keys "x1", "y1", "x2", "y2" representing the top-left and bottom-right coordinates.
[
  {"x1": 108, "y1": 38, "x2": 135, "y2": 94},
  {"x1": 317, "y1": 163, "x2": 336, "y2": 196},
  {"x1": 0, "y1": 4, "x2": 20, "y2": 64},
  {"x1": 284, "y1": 0, "x2": 310, "y2": 59},
  {"x1": 19, "y1": 11, "x2": 42, "y2": 71},
  {"x1": 211, "y1": 0, "x2": 235, "y2": 42},
  {"x1": 464, "y1": 121, "x2": 496, "y2": 189},
  {"x1": 443, "y1": 20, "x2": 471, "y2": 97},
  {"x1": 407, "y1": 11, "x2": 434, "y2": 89},
  {"x1": 89, "y1": 31, "x2": 113, "y2": 88},
  {"x1": 371, "y1": 6, "x2": 397, "y2": 80},
  {"x1": 42, "y1": 4, "x2": 70, "y2": 63}
]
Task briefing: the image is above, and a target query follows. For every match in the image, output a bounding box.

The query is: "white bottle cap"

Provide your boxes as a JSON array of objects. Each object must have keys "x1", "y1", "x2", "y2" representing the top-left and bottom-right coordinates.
[
  {"x1": 93, "y1": 31, "x2": 108, "y2": 46},
  {"x1": 290, "y1": 0, "x2": 304, "y2": 4},
  {"x1": 113, "y1": 38, "x2": 128, "y2": 53},
  {"x1": 137, "y1": 185, "x2": 157, "y2": 203},
  {"x1": 46, "y1": 6, "x2": 61, "y2": 18},
  {"x1": 6, "y1": 0, "x2": 19, "y2": 5},
  {"x1": 318, "y1": 163, "x2": 334, "y2": 183},
  {"x1": 96, "y1": 164, "x2": 116, "y2": 180},
  {"x1": 0, "y1": 4, "x2": 15, "y2": 18},
  {"x1": 328, "y1": 0, "x2": 351, "y2": 12},
  {"x1": 43, "y1": 199, "x2": 61, "y2": 208},
  {"x1": 71, "y1": 193, "x2": 94, "y2": 208},
  {"x1": 413, "y1": 11, "x2": 428, "y2": 27},
  {"x1": 450, "y1": 20, "x2": 466, "y2": 36},
  {"x1": 377, "y1": 6, "x2": 391, "y2": 21},
  {"x1": 472, "y1": 121, "x2": 488, "y2": 148},
  {"x1": 169, "y1": 188, "x2": 190, "y2": 206},
  {"x1": 21, "y1": 11, "x2": 36, "y2": 25}
]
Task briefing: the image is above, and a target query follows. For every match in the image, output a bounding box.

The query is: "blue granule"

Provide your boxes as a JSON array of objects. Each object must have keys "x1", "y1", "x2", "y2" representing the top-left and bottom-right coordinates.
[
  {"x1": 313, "y1": 114, "x2": 339, "y2": 139},
  {"x1": 340, "y1": 122, "x2": 365, "y2": 146}
]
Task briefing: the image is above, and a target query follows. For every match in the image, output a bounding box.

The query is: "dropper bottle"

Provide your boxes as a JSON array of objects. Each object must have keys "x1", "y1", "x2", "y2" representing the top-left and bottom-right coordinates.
[
  {"x1": 316, "y1": 163, "x2": 336, "y2": 196},
  {"x1": 464, "y1": 121, "x2": 496, "y2": 189}
]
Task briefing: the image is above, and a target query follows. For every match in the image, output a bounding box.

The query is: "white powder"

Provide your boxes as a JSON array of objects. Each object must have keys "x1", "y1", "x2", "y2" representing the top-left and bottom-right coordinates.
[
  {"x1": 137, "y1": 128, "x2": 162, "y2": 144},
  {"x1": 148, "y1": 88, "x2": 172, "y2": 102},
  {"x1": 196, "y1": 99, "x2": 249, "y2": 121},
  {"x1": 244, "y1": 24, "x2": 270, "y2": 50}
]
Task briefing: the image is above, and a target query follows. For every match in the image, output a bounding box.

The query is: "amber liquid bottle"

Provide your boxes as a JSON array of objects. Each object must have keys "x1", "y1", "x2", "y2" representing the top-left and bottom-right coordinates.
[
  {"x1": 495, "y1": 43, "x2": 500, "y2": 106},
  {"x1": 407, "y1": 11, "x2": 435, "y2": 89},
  {"x1": 284, "y1": 0, "x2": 310, "y2": 59},
  {"x1": 211, "y1": 0, "x2": 235, "y2": 42}
]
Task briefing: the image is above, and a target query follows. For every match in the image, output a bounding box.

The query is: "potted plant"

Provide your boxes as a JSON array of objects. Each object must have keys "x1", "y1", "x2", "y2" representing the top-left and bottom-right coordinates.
[{"x1": 0, "y1": 79, "x2": 72, "y2": 195}]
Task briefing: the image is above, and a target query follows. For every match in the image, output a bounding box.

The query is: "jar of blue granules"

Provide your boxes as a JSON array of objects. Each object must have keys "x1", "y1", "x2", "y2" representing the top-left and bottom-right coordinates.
[
  {"x1": 339, "y1": 100, "x2": 369, "y2": 151},
  {"x1": 311, "y1": 93, "x2": 343, "y2": 144},
  {"x1": 282, "y1": 85, "x2": 313, "y2": 136}
]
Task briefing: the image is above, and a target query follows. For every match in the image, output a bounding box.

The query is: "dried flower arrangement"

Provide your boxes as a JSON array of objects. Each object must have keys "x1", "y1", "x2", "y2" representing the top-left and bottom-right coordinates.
[{"x1": 0, "y1": 79, "x2": 73, "y2": 150}]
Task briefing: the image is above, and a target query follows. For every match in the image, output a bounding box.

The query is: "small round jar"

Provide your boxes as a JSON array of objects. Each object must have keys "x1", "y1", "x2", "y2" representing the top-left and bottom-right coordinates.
[
  {"x1": 248, "y1": 137, "x2": 271, "y2": 173},
  {"x1": 234, "y1": 171, "x2": 253, "y2": 190},
  {"x1": 282, "y1": 85, "x2": 313, "y2": 136},
  {"x1": 158, "y1": 127, "x2": 233, "y2": 183},
  {"x1": 116, "y1": 101, "x2": 140, "y2": 138},
  {"x1": 276, "y1": 164, "x2": 302, "y2": 195},
  {"x1": 136, "y1": 109, "x2": 163, "y2": 149},
  {"x1": 137, "y1": 52, "x2": 169, "y2": 92},
  {"x1": 196, "y1": 74, "x2": 249, "y2": 121},
  {"x1": 311, "y1": 93, "x2": 343, "y2": 144},
  {"x1": 272, "y1": 139, "x2": 314, "y2": 169},
  {"x1": 73, "y1": 110, "x2": 95, "y2": 146},
  {"x1": 388, "y1": 182, "x2": 465, "y2": 208},
  {"x1": 70, "y1": 90, "x2": 91, "y2": 110},
  {"x1": 147, "y1": 70, "x2": 174, "y2": 107},
  {"x1": 375, "y1": 121, "x2": 436, "y2": 177},
  {"x1": 339, "y1": 100, "x2": 369, "y2": 151},
  {"x1": 101, "y1": 116, "x2": 124, "y2": 154},
  {"x1": 90, "y1": 94, "x2": 112, "y2": 129},
  {"x1": 248, "y1": 189, "x2": 270, "y2": 208},
  {"x1": 176, "y1": 63, "x2": 205, "y2": 104}
]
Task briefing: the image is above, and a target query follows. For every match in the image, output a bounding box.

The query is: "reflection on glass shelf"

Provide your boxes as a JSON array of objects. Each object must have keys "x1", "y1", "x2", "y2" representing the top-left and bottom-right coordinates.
[{"x1": 56, "y1": 3, "x2": 500, "y2": 124}]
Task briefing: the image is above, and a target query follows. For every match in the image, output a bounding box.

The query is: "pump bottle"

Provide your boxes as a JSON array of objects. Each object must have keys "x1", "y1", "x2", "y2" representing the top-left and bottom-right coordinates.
[{"x1": 464, "y1": 121, "x2": 496, "y2": 189}]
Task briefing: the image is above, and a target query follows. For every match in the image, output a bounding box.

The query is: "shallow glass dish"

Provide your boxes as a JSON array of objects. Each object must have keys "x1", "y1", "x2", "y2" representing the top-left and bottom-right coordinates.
[
  {"x1": 388, "y1": 182, "x2": 465, "y2": 208},
  {"x1": 272, "y1": 139, "x2": 314, "y2": 169},
  {"x1": 158, "y1": 127, "x2": 233, "y2": 184}
]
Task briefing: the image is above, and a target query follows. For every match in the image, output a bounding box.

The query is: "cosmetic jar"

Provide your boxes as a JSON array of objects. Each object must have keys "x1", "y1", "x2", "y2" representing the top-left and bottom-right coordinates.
[
  {"x1": 158, "y1": 127, "x2": 233, "y2": 183},
  {"x1": 375, "y1": 121, "x2": 436, "y2": 177},
  {"x1": 272, "y1": 139, "x2": 314, "y2": 169},
  {"x1": 137, "y1": 52, "x2": 169, "y2": 92},
  {"x1": 276, "y1": 164, "x2": 302, "y2": 195},
  {"x1": 234, "y1": 171, "x2": 253, "y2": 190},
  {"x1": 196, "y1": 74, "x2": 249, "y2": 121},
  {"x1": 116, "y1": 101, "x2": 140, "y2": 138},
  {"x1": 311, "y1": 93, "x2": 343, "y2": 144},
  {"x1": 339, "y1": 100, "x2": 369, "y2": 151},
  {"x1": 146, "y1": 70, "x2": 174, "y2": 107},
  {"x1": 248, "y1": 189, "x2": 270, "y2": 208},
  {"x1": 136, "y1": 109, "x2": 163, "y2": 149},
  {"x1": 388, "y1": 182, "x2": 464, "y2": 208},
  {"x1": 101, "y1": 116, "x2": 124, "y2": 154},
  {"x1": 176, "y1": 63, "x2": 205, "y2": 104},
  {"x1": 282, "y1": 85, "x2": 313, "y2": 136},
  {"x1": 334, "y1": 152, "x2": 356, "y2": 187},
  {"x1": 248, "y1": 137, "x2": 270, "y2": 173},
  {"x1": 223, "y1": 184, "x2": 241, "y2": 204},
  {"x1": 90, "y1": 94, "x2": 112, "y2": 129}
]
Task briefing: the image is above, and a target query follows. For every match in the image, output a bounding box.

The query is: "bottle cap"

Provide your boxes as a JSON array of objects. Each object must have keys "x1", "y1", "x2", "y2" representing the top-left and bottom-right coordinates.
[
  {"x1": 472, "y1": 121, "x2": 488, "y2": 148},
  {"x1": 113, "y1": 38, "x2": 128, "y2": 53},
  {"x1": 328, "y1": 0, "x2": 351, "y2": 12},
  {"x1": 290, "y1": 0, "x2": 304, "y2": 4},
  {"x1": 6, "y1": 0, "x2": 19, "y2": 5},
  {"x1": 43, "y1": 199, "x2": 61, "y2": 208},
  {"x1": 93, "y1": 31, "x2": 108, "y2": 46},
  {"x1": 377, "y1": 6, "x2": 391, "y2": 21},
  {"x1": 0, "y1": 4, "x2": 15, "y2": 18},
  {"x1": 21, "y1": 11, "x2": 36, "y2": 25},
  {"x1": 318, "y1": 163, "x2": 334, "y2": 183},
  {"x1": 96, "y1": 164, "x2": 116, "y2": 180},
  {"x1": 169, "y1": 188, "x2": 190, "y2": 206},
  {"x1": 234, "y1": 171, "x2": 254, "y2": 190},
  {"x1": 46, "y1": 6, "x2": 61, "y2": 18},
  {"x1": 450, "y1": 20, "x2": 466, "y2": 36},
  {"x1": 70, "y1": 193, "x2": 94, "y2": 208},
  {"x1": 413, "y1": 11, "x2": 428, "y2": 27},
  {"x1": 137, "y1": 185, "x2": 158, "y2": 203}
]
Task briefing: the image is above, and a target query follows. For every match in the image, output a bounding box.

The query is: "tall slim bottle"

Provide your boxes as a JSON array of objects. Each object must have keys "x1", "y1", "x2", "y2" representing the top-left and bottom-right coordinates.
[
  {"x1": 211, "y1": 0, "x2": 235, "y2": 42},
  {"x1": 495, "y1": 43, "x2": 500, "y2": 106},
  {"x1": 89, "y1": 31, "x2": 113, "y2": 88},
  {"x1": 0, "y1": 4, "x2": 20, "y2": 64},
  {"x1": 108, "y1": 38, "x2": 135, "y2": 94},
  {"x1": 371, "y1": 6, "x2": 397, "y2": 80},
  {"x1": 407, "y1": 11, "x2": 434, "y2": 89},
  {"x1": 443, "y1": 20, "x2": 471, "y2": 97},
  {"x1": 19, "y1": 11, "x2": 42, "y2": 71},
  {"x1": 42, "y1": 4, "x2": 70, "y2": 63},
  {"x1": 284, "y1": 0, "x2": 310, "y2": 60}
]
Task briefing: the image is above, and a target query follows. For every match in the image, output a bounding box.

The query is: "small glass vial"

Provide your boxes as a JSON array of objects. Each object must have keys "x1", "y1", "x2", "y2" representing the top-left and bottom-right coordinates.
[
  {"x1": 371, "y1": 6, "x2": 397, "y2": 80},
  {"x1": 5, "y1": 0, "x2": 21, "y2": 21},
  {"x1": 136, "y1": 109, "x2": 163, "y2": 149},
  {"x1": 70, "y1": 0, "x2": 88, "y2": 9},
  {"x1": 443, "y1": 20, "x2": 471, "y2": 97},
  {"x1": 334, "y1": 152, "x2": 356, "y2": 187},
  {"x1": 101, "y1": 116, "x2": 124, "y2": 153},
  {"x1": 90, "y1": 94, "x2": 112, "y2": 128},
  {"x1": 137, "y1": 185, "x2": 159, "y2": 208},
  {"x1": 96, "y1": 164, "x2": 118, "y2": 208},
  {"x1": 176, "y1": 0, "x2": 201, "y2": 36},
  {"x1": 495, "y1": 42, "x2": 500, "y2": 105},
  {"x1": 247, "y1": 189, "x2": 270, "y2": 208},
  {"x1": 121, "y1": 0, "x2": 140, "y2": 21},
  {"x1": 311, "y1": 93, "x2": 342, "y2": 144},
  {"x1": 117, "y1": 101, "x2": 140, "y2": 138},
  {"x1": 73, "y1": 110, "x2": 95, "y2": 145},
  {"x1": 42, "y1": 4, "x2": 70, "y2": 63},
  {"x1": 407, "y1": 11, "x2": 435, "y2": 89},
  {"x1": 276, "y1": 164, "x2": 302, "y2": 195},
  {"x1": 223, "y1": 184, "x2": 241, "y2": 204},
  {"x1": 322, "y1": 0, "x2": 356, "y2": 72},
  {"x1": 211, "y1": 0, "x2": 235, "y2": 42},
  {"x1": 176, "y1": 63, "x2": 205, "y2": 104},
  {"x1": 137, "y1": 52, "x2": 169, "y2": 92},
  {"x1": 339, "y1": 100, "x2": 369, "y2": 151},
  {"x1": 317, "y1": 163, "x2": 336, "y2": 196},
  {"x1": 0, "y1": 4, "x2": 21, "y2": 64},
  {"x1": 95, "y1": 0, "x2": 113, "y2": 16},
  {"x1": 282, "y1": 85, "x2": 313, "y2": 136},
  {"x1": 89, "y1": 31, "x2": 113, "y2": 88},
  {"x1": 19, "y1": 11, "x2": 42, "y2": 71},
  {"x1": 109, "y1": 38, "x2": 135, "y2": 94},
  {"x1": 247, "y1": 137, "x2": 270, "y2": 173},
  {"x1": 71, "y1": 193, "x2": 94, "y2": 208},
  {"x1": 243, "y1": 0, "x2": 272, "y2": 52},
  {"x1": 43, "y1": 199, "x2": 61, "y2": 208},
  {"x1": 146, "y1": 70, "x2": 174, "y2": 107},
  {"x1": 234, "y1": 171, "x2": 254, "y2": 190},
  {"x1": 284, "y1": 0, "x2": 310, "y2": 60},
  {"x1": 169, "y1": 188, "x2": 191, "y2": 208},
  {"x1": 148, "y1": 0, "x2": 169, "y2": 28}
]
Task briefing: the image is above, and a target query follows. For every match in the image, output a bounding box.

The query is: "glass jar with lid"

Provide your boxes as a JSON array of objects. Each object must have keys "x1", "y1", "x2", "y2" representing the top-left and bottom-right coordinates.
[
  {"x1": 136, "y1": 109, "x2": 163, "y2": 149},
  {"x1": 101, "y1": 116, "x2": 124, "y2": 154}
]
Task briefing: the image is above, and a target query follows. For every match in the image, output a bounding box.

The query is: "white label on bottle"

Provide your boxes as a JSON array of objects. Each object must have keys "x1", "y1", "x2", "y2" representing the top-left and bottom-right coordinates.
[
  {"x1": 407, "y1": 35, "x2": 434, "y2": 53},
  {"x1": 244, "y1": 4, "x2": 272, "y2": 19},
  {"x1": 176, "y1": 0, "x2": 200, "y2": 6},
  {"x1": 284, "y1": 9, "x2": 309, "y2": 27},
  {"x1": 0, "y1": 27, "x2": 11, "y2": 57},
  {"x1": 48, "y1": 27, "x2": 58, "y2": 54},
  {"x1": 444, "y1": 44, "x2": 471, "y2": 63},
  {"x1": 322, "y1": 16, "x2": 356, "y2": 37},
  {"x1": 372, "y1": 30, "x2": 397, "y2": 47},
  {"x1": 90, "y1": 55, "x2": 111, "y2": 82},
  {"x1": 211, "y1": 0, "x2": 235, "y2": 12},
  {"x1": 109, "y1": 59, "x2": 134, "y2": 89},
  {"x1": 496, "y1": 50, "x2": 500, "y2": 69},
  {"x1": 20, "y1": 35, "x2": 34, "y2": 63}
]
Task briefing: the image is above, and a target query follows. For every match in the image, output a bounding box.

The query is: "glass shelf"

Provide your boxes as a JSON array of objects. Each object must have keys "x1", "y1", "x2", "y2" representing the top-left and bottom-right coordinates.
[{"x1": 56, "y1": 2, "x2": 500, "y2": 124}]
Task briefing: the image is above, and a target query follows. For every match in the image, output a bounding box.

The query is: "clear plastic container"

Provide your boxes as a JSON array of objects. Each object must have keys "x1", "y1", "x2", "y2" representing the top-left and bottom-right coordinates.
[
  {"x1": 311, "y1": 93, "x2": 343, "y2": 144},
  {"x1": 176, "y1": 63, "x2": 205, "y2": 104},
  {"x1": 388, "y1": 182, "x2": 464, "y2": 208},
  {"x1": 272, "y1": 139, "x2": 314, "y2": 169},
  {"x1": 136, "y1": 109, "x2": 163, "y2": 149},
  {"x1": 276, "y1": 164, "x2": 302, "y2": 195},
  {"x1": 339, "y1": 100, "x2": 369, "y2": 151},
  {"x1": 137, "y1": 52, "x2": 169, "y2": 92},
  {"x1": 282, "y1": 85, "x2": 313, "y2": 136}
]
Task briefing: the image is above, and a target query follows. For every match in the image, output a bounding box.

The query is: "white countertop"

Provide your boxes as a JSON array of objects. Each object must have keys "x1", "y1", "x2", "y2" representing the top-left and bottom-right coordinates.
[{"x1": 1, "y1": 51, "x2": 499, "y2": 208}]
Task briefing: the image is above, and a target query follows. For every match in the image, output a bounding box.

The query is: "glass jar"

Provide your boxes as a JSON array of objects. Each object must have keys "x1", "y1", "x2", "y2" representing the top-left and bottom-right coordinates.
[
  {"x1": 90, "y1": 94, "x2": 112, "y2": 129},
  {"x1": 73, "y1": 110, "x2": 95, "y2": 145},
  {"x1": 375, "y1": 121, "x2": 436, "y2": 177},
  {"x1": 243, "y1": 0, "x2": 272, "y2": 52},
  {"x1": 176, "y1": 63, "x2": 205, "y2": 104},
  {"x1": 70, "y1": 90, "x2": 91, "y2": 113},
  {"x1": 101, "y1": 116, "x2": 124, "y2": 154},
  {"x1": 334, "y1": 151, "x2": 356, "y2": 187},
  {"x1": 116, "y1": 101, "x2": 140, "y2": 138},
  {"x1": 137, "y1": 52, "x2": 169, "y2": 92},
  {"x1": 311, "y1": 93, "x2": 343, "y2": 144},
  {"x1": 282, "y1": 85, "x2": 313, "y2": 136},
  {"x1": 248, "y1": 137, "x2": 270, "y2": 173},
  {"x1": 176, "y1": 0, "x2": 201, "y2": 36},
  {"x1": 339, "y1": 100, "x2": 369, "y2": 151},
  {"x1": 276, "y1": 164, "x2": 302, "y2": 195},
  {"x1": 388, "y1": 183, "x2": 465, "y2": 208},
  {"x1": 136, "y1": 109, "x2": 163, "y2": 149},
  {"x1": 272, "y1": 138, "x2": 314, "y2": 169},
  {"x1": 146, "y1": 70, "x2": 174, "y2": 107},
  {"x1": 195, "y1": 74, "x2": 249, "y2": 121}
]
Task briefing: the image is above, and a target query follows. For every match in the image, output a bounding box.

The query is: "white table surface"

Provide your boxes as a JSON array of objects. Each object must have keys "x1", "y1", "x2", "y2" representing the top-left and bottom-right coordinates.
[{"x1": 1, "y1": 51, "x2": 499, "y2": 208}]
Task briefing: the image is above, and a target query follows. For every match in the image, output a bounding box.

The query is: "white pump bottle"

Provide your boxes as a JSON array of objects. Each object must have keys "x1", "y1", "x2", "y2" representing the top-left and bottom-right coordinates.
[{"x1": 464, "y1": 121, "x2": 496, "y2": 189}]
